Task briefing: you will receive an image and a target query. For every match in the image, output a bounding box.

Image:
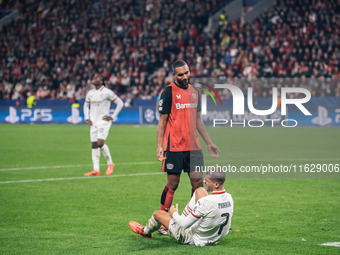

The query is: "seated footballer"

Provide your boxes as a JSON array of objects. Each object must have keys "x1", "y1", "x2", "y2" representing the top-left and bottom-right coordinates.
[{"x1": 129, "y1": 170, "x2": 234, "y2": 246}]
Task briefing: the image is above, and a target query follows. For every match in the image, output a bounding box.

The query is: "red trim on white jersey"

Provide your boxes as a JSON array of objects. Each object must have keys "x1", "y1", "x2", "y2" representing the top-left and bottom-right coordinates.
[
  {"x1": 182, "y1": 204, "x2": 193, "y2": 217},
  {"x1": 187, "y1": 206, "x2": 193, "y2": 213},
  {"x1": 211, "y1": 190, "x2": 226, "y2": 195},
  {"x1": 112, "y1": 96, "x2": 117, "y2": 101},
  {"x1": 99, "y1": 86, "x2": 104, "y2": 91},
  {"x1": 191, "y1": 211, "x2": 200, "y2": 218}
]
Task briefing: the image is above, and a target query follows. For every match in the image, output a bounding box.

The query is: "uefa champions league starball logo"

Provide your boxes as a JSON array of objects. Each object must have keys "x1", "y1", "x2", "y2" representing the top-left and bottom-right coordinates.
[{"x1": 144, "y1": 108, "x2": 155, "y2": 123}]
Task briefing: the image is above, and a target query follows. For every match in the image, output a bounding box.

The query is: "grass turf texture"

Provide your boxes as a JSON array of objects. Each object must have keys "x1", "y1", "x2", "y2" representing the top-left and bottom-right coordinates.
[{"x1": 0, "y1": 124, "x2": 339, "y2": 254}]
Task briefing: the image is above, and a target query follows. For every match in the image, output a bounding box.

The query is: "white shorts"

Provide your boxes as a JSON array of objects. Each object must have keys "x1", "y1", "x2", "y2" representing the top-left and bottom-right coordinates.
[
  {"x1": 168, "y1": 219, "x2": 194, "y2": 245},
  {"x1": 90, "y1": 123, "x2": 111, "y2": 142}
]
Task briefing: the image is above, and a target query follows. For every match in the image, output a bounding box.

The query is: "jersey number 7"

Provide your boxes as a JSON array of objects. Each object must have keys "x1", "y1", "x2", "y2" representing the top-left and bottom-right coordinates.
[{"x1": 218, "y1": 212, "x2": 230, "y2": 235}]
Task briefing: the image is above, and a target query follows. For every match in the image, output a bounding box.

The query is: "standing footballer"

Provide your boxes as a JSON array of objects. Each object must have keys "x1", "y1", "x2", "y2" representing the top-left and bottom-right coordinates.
[
  {"x1": 157, "y1": 60, "x2": 220, "y2": 218},
  {"x1": 83, "y1": 74, "x2": 124, "y2": 176}
]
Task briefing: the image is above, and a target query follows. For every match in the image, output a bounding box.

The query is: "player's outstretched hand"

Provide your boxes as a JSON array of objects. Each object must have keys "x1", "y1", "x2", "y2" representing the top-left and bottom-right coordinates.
[
  {"x1": 170, "y1": 204, "x2": 178, "y2": 217},
  {"x1": 102, "y1": 115, "x2": 113, "y2": 121},
  {"x1": 86, "y1": 119, "x2": 93, "y2": 126},
  {"x1": 157, "y1": 147, "x2": 167, "y2": 162},
  {"x1": 208, "y1": 143, "x2": 221, "y2": 158}
]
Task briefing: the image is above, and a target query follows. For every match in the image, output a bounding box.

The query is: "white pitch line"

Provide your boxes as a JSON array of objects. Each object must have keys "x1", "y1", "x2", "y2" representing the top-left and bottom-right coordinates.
[
  {"x1": 0, "y1": 161, "x2": 159, "y2": 172},
  {"x1": 0, "y1": 164, "x2": 88, "y2": 171},
  {"x1": 1, "y1": 158, "x2": 339, "y2": 172},
  {"x1": 318, "y1": 242, "x2": 340, "y2": 247},
  {"x1": 0, "y1": 172, "x2": 164, "y2": 184}
]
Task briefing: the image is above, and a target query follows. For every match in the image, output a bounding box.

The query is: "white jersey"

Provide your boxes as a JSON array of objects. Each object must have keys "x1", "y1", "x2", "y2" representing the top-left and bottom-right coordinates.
[
  {"x1": 84, "y1": 86, "x2": 117, "y2": 125},
  {"x1": 190, "y1": 190, "x2": 233, "y2": 246},
  {"x1": 172, "y1": 189, "x2": 233, "y2": 246}
]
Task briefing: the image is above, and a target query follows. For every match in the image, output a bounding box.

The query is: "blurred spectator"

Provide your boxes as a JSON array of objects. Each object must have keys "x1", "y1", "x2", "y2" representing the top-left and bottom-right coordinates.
[{"x1": 26, "y1": 92, "x2": 36, "y2": 108}]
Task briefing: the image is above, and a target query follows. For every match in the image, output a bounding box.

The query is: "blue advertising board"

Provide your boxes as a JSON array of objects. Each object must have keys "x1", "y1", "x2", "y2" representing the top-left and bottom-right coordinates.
[
  {"x1": 201, "y1": 97, "x2": 340, "y2": 127},
  {"x1": 0, "y1": 98, "x2": 339, "y2": 126},
  {"x1": 287, "y1": 98, "x2": 340, "y2": 126},
  {"x1": 0, "y1": 100, "x2": 140, "y2": 124}
]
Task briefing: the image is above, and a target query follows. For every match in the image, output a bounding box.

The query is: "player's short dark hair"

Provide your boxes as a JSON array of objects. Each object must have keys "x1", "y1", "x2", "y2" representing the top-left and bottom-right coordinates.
[
  {"x1": 206, "y1": 169, "x2": 226, "y2": 185},
  {"x1": 98, "y1": 74, "x2": 106, "y2": 85},
  {"x1": 172, "y1": 60, "x2": 188, "y2": 73}
]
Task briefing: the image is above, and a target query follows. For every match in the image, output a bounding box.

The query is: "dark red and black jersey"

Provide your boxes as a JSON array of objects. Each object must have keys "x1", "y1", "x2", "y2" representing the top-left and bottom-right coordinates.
[{"x1": 159, "y1": 83, "x2": 201, "y2": 152}]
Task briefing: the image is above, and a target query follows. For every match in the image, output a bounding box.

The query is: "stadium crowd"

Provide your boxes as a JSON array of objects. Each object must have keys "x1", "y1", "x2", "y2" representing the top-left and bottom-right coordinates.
[{"x1": 0, "y1": 0, "x2": 339, "y2": 101}]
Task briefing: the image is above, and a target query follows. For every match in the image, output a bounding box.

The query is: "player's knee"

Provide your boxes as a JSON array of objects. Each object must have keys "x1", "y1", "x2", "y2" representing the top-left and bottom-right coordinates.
[
  {"x1": 153, "y1": 210, "x2": 161, "y2": 221},
  {"x1": 91, "y1": 142, "x2": 98, "y2": 149},
  {"x1": 97, "y1": 140, "x2": 104, "y2": 148},
  {"x1": 195, "y1": 187, "x2": 208, "y2": 200},
  {"x1": 167, "y1": 182, "x2": 179, "y2": 191},
  {"x1": 194, "y1": 187, "x2": 208, "y2": 203},
  {"x1": 166, "y1": 179, "x2": 180, "y2": 191}
]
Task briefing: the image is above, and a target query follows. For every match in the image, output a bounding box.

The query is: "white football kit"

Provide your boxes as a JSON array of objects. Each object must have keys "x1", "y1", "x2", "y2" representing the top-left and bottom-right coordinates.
[
  {"x1": 170, "y1": 190, "x2": 234, "y2": 246},
  {"x1": 84, "y1": 86, "x2": 117, "y2": 142}
]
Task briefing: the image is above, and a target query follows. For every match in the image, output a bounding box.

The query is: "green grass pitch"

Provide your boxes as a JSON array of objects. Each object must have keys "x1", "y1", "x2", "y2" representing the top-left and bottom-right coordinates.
[{"x1": 0, "y1": 124, "x2": 339, "y2": 254}]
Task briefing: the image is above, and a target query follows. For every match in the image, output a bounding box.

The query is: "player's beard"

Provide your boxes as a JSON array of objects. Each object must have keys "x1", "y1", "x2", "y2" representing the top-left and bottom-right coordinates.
[
  {"x1": 177, "y1": 78, "x2": 189, "y2": 88},
  {"x1": 92, "y1": 82, "x2": 102, "y2": 87}
]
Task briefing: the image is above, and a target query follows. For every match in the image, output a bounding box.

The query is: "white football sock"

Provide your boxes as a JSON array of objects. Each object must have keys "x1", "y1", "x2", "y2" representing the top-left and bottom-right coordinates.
[
  {"x1": 92, "y1": 148, "x2": 100, "y2": 172},
  {"x1": 101, "y1": 144, "x2": 113, "y2": 165},
  {"x1": 181, "y1": 192, "x2": 196, "y2": 218},
  {"x1": 143, "y1": 216, "x2": 160, "y2": 235}
]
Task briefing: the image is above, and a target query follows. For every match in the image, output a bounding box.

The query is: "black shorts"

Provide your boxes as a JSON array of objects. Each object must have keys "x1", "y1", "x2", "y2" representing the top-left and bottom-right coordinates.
[{"x1": 161, "y1": 150, "x2": 204, "y2": 174}]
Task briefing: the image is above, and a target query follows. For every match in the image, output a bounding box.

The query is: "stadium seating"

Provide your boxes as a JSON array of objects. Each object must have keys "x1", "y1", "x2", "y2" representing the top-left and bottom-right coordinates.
[{"x1": 0, "y1": 0, "x2": 339, "y2": 100}]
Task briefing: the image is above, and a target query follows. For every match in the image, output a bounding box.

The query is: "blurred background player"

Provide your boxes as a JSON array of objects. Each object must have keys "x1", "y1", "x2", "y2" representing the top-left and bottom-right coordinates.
[
  {"x1": 83, "y1": 74, "x2": 124, "y2": 176},
  {"x1": 129, "y1": 169, "x2": 234, "y2": 246},
  {"x1": 156, "y1": 60, "x2": 220, "y2": 233}
]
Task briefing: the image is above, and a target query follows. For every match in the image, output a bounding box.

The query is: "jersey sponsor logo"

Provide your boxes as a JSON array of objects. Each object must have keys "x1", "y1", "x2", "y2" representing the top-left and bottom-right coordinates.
[
  {"x1": 175, "y1": 103, "x2": 197, "y2": 109},
  {"x1": 166, "y1": 163, "x2": 174, "y2": 170},
  {"x1": 159, "y1": 99, "x2": 163, "y2": 106},
  {"x1": 176, "y1": 95, "x2": 181, "y2": 99},
  {"x1": 90, "y1": 101, "x2": 102, "y2": 106}
]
